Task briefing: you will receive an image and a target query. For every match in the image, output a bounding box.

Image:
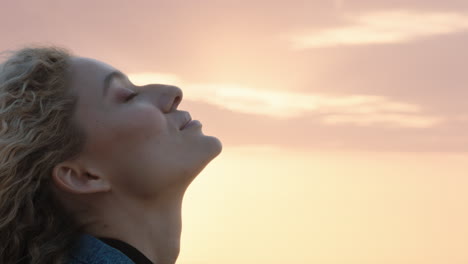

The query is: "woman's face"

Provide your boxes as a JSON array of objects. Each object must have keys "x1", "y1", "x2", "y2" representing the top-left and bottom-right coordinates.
[{"x1": 61, "y1": 57, "x2": 222, "y2": 199}]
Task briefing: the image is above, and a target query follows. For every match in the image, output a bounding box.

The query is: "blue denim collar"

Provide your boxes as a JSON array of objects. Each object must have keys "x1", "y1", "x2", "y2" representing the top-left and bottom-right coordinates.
[{"x1": 68, "y1": 233, "x2": 135, "y2": 264}]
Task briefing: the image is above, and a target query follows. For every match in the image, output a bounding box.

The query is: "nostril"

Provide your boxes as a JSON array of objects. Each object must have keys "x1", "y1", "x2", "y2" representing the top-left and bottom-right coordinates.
[{"x1": 171, "y1": 95, "x2": 182, "y2": 111}]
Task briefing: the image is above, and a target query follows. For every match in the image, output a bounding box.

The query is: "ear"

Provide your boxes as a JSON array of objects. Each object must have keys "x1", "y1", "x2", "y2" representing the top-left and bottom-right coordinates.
[{"x1": 51, "y1": 162, "x2": 111, "y2": 194}]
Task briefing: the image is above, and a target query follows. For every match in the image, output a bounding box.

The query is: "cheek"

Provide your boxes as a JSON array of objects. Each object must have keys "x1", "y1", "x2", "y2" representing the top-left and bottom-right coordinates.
[
  {"x1": 81, "y1": 105, "x2": 183, "y2": 198},
  {"x1": 100, "y1": 105, "x2": 168, "y2": 149},
  {"x1": 116, "y1": 106, "x2": 166, "y2": 140},
  {"x1": 99, "y1": 107, "x2": 171, "y2": 196},
  {"x1": 82, "y1": 106, "x2": 168, "y2": 166}
]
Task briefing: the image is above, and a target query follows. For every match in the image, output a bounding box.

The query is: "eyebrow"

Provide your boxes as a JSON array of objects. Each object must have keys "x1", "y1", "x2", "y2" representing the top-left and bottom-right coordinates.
[{"x1": 102, "y1": 70, "x2": 126, "y2": 97}]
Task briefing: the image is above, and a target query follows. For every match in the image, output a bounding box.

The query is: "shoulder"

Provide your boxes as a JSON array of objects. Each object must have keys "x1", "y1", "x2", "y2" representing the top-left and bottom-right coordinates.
[{"x1": 66, "y1": 233, "x2": 135, "y2": 264}]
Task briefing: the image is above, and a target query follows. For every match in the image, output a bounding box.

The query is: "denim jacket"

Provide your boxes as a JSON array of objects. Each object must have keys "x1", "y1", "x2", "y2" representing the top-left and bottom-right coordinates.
[{"x1": 67, "y1": 233, "x2": 135, "y2": 264}]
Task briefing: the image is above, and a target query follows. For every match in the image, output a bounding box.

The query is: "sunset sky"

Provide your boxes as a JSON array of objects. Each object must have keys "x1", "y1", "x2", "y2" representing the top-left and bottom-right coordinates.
[{"x1": 1, "y1": 0, "x2": 468, "y2": 263}]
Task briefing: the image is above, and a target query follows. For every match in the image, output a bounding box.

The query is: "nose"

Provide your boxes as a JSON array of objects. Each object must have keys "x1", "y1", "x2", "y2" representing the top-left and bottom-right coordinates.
[{"x1": 157, "y1": 84, "x2": 183, "y2": 113}]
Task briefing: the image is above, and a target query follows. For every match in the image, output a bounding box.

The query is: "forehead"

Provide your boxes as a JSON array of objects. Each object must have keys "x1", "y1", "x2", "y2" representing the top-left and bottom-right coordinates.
[
  {"x1": 67, "y1": 56, "x2": 118, "y2": 99},
  {"x1": 66, "y1": 56, "x2": 119, "y2": 115},
  {"x1": 67, "y1": 56, "x2": 116, "y2": 85}
]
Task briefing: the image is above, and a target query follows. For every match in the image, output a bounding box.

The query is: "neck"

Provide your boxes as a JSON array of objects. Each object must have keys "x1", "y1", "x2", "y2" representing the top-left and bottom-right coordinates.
[{"x1": 82, "y1": 184, "x2": 188, "y2": 264}]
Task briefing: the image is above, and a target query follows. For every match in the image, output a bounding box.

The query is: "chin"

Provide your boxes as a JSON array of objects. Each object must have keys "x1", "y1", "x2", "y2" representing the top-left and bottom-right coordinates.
[
  {"x1": 188, "y1": 136, "x2": 222, "y2": 177},
  {"x1": 204, "y1": 135, "x2": 223, "y2": 158}
]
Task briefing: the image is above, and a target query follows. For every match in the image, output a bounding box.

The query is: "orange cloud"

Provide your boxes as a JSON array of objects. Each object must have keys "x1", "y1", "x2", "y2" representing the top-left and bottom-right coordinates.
[
  {"x1": 322, "y1": 113, "x2": 441, "y2": 128},
  {"x1": 287, "y1": 10, "x2": 468, "y2": 49}
]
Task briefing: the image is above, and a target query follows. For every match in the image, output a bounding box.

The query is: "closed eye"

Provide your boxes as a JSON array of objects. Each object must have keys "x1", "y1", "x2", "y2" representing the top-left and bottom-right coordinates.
[{"x1": 125, "y1": 92, "x2": 139, "y2": 102}]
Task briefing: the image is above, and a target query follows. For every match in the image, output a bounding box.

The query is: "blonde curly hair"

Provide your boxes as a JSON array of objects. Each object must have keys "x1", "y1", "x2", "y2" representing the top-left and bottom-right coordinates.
[{"x1": 0, "y1": 45, "x2": 88, "y2": 264}]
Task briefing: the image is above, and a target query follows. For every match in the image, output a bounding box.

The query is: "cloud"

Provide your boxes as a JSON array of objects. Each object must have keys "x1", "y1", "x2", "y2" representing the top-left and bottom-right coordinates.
[
  {"x1": 322, "y1": 113, "x2": 441, "y2": 128},
  {"x1": 129, "y1": 72, "x2": 442, "y2": 128},
  {"x1": 127, "y1": 72, "x2": 183, "y2": 86},
  {"x1": 288, "y1": 10, "x2": 468, "y2": 49}
]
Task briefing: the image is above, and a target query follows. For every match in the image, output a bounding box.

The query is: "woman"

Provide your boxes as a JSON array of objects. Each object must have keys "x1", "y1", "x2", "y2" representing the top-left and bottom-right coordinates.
[{"x1": 0, "y1": 46, "x2": 223, "y2": 264}]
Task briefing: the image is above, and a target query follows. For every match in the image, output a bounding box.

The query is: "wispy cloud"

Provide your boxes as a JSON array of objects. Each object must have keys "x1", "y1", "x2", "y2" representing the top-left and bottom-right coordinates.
[
  {"x1": 322, "y1": 113, "x2": 441, "y2": 128},
  {"x1": 129, "y1": 73, "x2": 442, "y2": 128},
  {"x1": 126, "y1": 72, "x2": 182, "y2": 86},
  {"x1": 288, "y1": 10, "x2": 468, "y2": 49}
]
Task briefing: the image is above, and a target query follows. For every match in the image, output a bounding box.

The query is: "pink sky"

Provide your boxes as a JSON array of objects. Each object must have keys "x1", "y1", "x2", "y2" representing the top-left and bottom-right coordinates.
[
  {"x1": 2, "y1": 1, "x2": 468, "y2": 264},
  {"x1": 1, "y1": 0, "x2": 467, "y2": 152}
]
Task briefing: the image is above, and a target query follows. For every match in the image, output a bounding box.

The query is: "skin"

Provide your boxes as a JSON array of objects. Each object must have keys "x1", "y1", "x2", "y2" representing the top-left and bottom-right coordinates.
[{"x1": 50, "y1": 57, "x2": 222, "y2": 264}]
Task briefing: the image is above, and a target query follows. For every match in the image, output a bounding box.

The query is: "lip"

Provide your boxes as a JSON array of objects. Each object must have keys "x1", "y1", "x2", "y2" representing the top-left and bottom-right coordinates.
[
  {"x1": 179, "y1": 112, "x2": 192, "y2": 130},
  {"x1": 181, "y1": 120, "x2": 202, "y2": 130}
]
